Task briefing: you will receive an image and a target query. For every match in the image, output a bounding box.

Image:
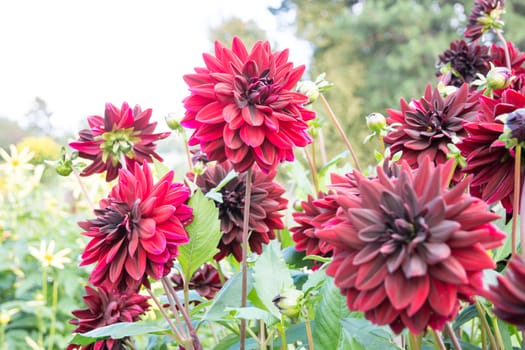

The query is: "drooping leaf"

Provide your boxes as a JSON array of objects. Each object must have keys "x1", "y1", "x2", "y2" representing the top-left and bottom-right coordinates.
[
  {"x1": 69, "y1": 322, "x2": 168, "y2": 346},
  {"x1": 177, "y1": 189, "x2": 222, "y2": 281}
]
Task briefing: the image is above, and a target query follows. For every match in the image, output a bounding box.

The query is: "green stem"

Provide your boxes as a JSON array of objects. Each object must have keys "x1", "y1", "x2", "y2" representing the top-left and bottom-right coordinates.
[
  {"x1": 0, "y1": 323, "x2": 5, "y2": 350},
  {"x1": 47, "y1": 277, "x2": 59, "y2": 350},
  {"x1": 279, "y1": 314, "x2": 287, "y2": 350},
  {"x1": 240, "y1": 167, "x2": 253, "y2": 350},
  {"x1": 445, "y1": 322, "x2": 462, "y2": 350},
  {"x1": 407, "y1": 332, "x2": 420, "y2": 350},
  {"x1": 183, "y1": 133, "x2": 193, "y2": 172},
  {"x1": 431, "y1": 329, "x2": 446, "y2": 350},
  {"x1": 492, "y1": 318, "x2": 505, "y2": 350},
  {"x1": 305, "y1": 320, "x2": 315, "y2": 350},
  {"x1": 512, "y1": 145, "x2": 521, "y2": 256},
  {"x1": 379, "y1": 134, "x2": 385, "y2": 156},
  {"x1": 145, "y1": 287, "x2": 185, "y2": 343},
  {"x1": 259, "y1": 320, "x2": 266, "y2": 347},
  {"x1": 475, "y1": 299, "x2": 498, "y2": 350},
  {"x1": 318, "y1": 127, "x2": 328, "y2": 165},
  {"x1": 304, "y1": 147, "x2": 319, "y2": 194},
  {"x1": 320, "y1": 93, "x2": 362, "y2": 171}
]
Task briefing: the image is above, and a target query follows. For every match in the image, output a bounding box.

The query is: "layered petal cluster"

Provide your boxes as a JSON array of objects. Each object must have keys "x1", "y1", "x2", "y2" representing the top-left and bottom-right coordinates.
[
  {"x1": 79, "y1": 162, "x2": 192, "y2": 291},
  {"x1": 171, "y1": 263, "x2": 224, "y2": 299},
  {"x1": 291, "y1": 191, "x2": 337, "y2": 261},
  {"x1": 67, "y1": 285, "x2": 150, "y2": 350},
  {"x1": 464, "y1": 0, "x2": 505, "y2": 41},
  {"x1": 491, "y1": 41, "x2": 525, "y2": 94},
  {"x1": 483, "y1": 256, "x2": 525, "y2": 329},
  {"x1": 317, "y1": 158, "x2": 505, "y2": 335},
  {"x1": 457, "y1": 89, "x2": 525, "y2": 214},
  {"x1": 181, "y1": 37, "x2": 315, "y2": 173},
  {"x1": 70, "y1": 102, "x2": 170, "y2": 182},
  {"x1": 193, "y1": 161, "x2": 287, "y2": 261},
  {"x1": 384, "y1": 84, "x2": 479, "y2": 174},
  {"x1": 436, "y1": 40, "x2": 490, "y2": 87}
]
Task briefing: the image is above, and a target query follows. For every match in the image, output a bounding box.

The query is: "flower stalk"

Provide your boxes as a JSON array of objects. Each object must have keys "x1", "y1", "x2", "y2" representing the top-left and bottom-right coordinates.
[
  {"x1": 240, "y1": 167, "x2": 253, "y2": 350},
  {"x1": 475, "y1": 299, "x2": 498, "y2": 350},
  {"x1": 512, "y1": 145, "x2": 522, "y2": 256}
]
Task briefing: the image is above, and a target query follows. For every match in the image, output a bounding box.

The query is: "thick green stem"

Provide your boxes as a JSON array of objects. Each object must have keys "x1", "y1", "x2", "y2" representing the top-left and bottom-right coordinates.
[
  {"x1": 279, "y1": 315, "x2": 287, "y2": 350},
  {"x1": 407, "y1": 332, "x2": 421, "y2": 350},
  {"x1": 305, "y1": 320, "x2": 315, "y2": 350},
  {"x1": 320, "y1": 94, "x2": 362, "y2": 171},
  {"x1": 475, "y1": 299, "x2": 498, "y2": 350},
  {"x1": 240, "y1": 167, "x2": 253, "y2": 350}
]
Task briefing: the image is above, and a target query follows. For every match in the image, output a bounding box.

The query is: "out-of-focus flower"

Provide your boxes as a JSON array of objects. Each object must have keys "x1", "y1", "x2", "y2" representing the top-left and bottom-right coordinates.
[
  {"x1": 69, "y1": 102, "x2": 170, "y2": 182},
  {"x1": 0, "y1": 307, "x2": 19, "y2": 326},
  {"x1": 458, "y1": 89, "x2": 525, "y2": 215},
  {"x1": 501, "y1": 108, "x2": 525, "y2": 146},
  {"x1": 272, "y1": 288, "x2": 304, "y2": 318},
  {"x1": 0, "y1": 145, "x2": 34, "y2": 173},
  {"x1": 28, "y1": 240, "x2": 71, "y2": 269},
  {"x1": 296, "y1": 80, "x2": 320, "y2": 104},
  {"x1": 464, "y1": 0, "x2": 505, "y2": 41},
  {"x1": 67, "y1": 285, "x2": 150, "y2": 350},
  {"x1": 384, "y1": 83, "x2": 479, "y2": 179},
  {"x1": 366, "y1": 113, "x2": 387, "y2": 134},
  {"x1": 171, "y1": 263, "x2": 224, "y2": 299},
  {"x1": 181, "y1": 37, "x2": 315, "y2": 173},
  {"x1": 79, "y1": 162, "x2": 192, "y2": 291},
  {"x1": 436, "y1": 40, "x2": 490, "y2": 87},
  {"x1": 291, "y1": 192, "x2": 335, "y2": 263},
  {"x1": 491, "y1": 41, "x2": 525, "y2": 94},
  {"x1": 317, "y1": 158, "x2": 505, "y2": 335},
  {"x1": 192, "y1": 161, "x2": 287, "y2": 261},
  {"x1": 483, "y1": 256, "x2": 525, "y2": 329}
]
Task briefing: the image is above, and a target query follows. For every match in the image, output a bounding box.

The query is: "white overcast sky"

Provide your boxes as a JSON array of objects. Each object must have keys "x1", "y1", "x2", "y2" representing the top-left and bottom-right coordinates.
[{"x1": 0, "y1": 0, "x2": 310, "y2": 135}]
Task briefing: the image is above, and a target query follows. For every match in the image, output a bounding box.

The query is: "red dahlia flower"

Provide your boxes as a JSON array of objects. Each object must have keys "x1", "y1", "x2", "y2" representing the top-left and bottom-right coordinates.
[
  {"x1": 70, "y1": 102, "x2": 170, "y2": 182},
  {"x1": 67, "y1": 285, "x2": 150, "y2": 350},
  {"x1": 171, "y1": 263, "x2": 224, "y2": 299},
  {"x1": 181, "y1": 37, "x2": 315, "y2": 173},
  {"x1": 464, "y1": 0, "x2": 505, "y2": 41},
  {"x1": 79, "y1": 162, "x2": 192, "y2": 292},
  {"x1": 384, "y1": 83, "x2": 479, "y2": 175},
  {"x1": 317, "y1": 158, "x2": 505, "y2": 335},
  {"x1": 457, "y1": 89, "x2": 525, "y2": 215},
  {"x1": 483, "y1": 256, "x2": 525, "y2": 329},
  {"x1": 491, "y1": 41, "x2": 525, "y2": 94},
  {"x1": 192, "y1": 161, "x2": 287, "y2": 261}
]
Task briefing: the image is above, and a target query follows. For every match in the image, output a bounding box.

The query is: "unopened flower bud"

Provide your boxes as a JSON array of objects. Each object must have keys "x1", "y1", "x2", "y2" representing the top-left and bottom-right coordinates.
[
  {"x1": 297, "y1": 81, "x2": 320, "y2": 104},
  {"x1": 165, "y1": 112, "x2": 184, "y2": 133},
  {"x1": 487, "y1": 65, "x2": 513, "y2": 90},
  {"x1": 272, "y1": 288, "x2": 303, "y2": 317},
  {"x1": 366, "y1": 113, "x2": 387, "y2": 134},
  {"x1": 192, "y1": 161, "x2": 206, "y2": 176},
  {"x1": 506, "y1": 108, "x2": 525, "y2": 144},
  {"x1": 56, "y1": 160, "x2": 73, "y2": 176}
]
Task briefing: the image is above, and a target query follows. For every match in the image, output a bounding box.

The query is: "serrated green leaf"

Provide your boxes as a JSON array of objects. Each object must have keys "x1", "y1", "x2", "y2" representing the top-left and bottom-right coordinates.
[
  {"x1": 340, "y1": 318, "x2": 400, "y2": 350},
  {"x1": 204, "y1": 271, "x2": 253, "y2": 321},
  {"x1": 313, "y1": 277, "x2": 352, "y2": 349},
  {"x1": 70, "y1": 322, "x2": 168, "y2": 346},
  {"x1": 252, "y1": 241, "x2": 294, "y2": 319},
  {"x1": 177, "y1": 189, "x2": 221, "y2": 281}
]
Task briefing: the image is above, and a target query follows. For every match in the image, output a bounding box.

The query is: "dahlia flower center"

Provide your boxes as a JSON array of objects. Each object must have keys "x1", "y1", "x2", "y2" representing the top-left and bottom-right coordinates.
[
  {"x1": 223, "y1": 190, "x2": 243, "y2": 209},
  {"x1": 387, "y1": 216, "x2": 428, "y2": 251},
  {"x1": 425, "y1": 111, "x2": 443, "y2": 133},
  {"x1": 99, "y1": 128, "x2": 139, "y2": 165},
  {"x1": 103, "y1": 300, "x2": 120, "y2": 325},
  {"x1": 235, "y1": 69, "x2": 280, "y2": 107}
]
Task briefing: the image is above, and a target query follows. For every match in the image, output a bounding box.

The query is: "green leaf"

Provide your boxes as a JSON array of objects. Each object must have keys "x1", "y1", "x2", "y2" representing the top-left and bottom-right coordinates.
[
  {"x1": 313, "y1": 276, "x2": 352, "y2": 349},
  {"x1": 251, "y1": 240, "x2": 294, "y2": 319},
  {"x1": 225, "y1": 307, "x2": 275, "y2": 324},
  {"x1": 177, "y1": 189, "x2": 222, "y2": 281},
  {"x1": 153, "y1": 159, "x2": 171, "y2": 179},
  {"x1": 340, "y1": 318, "x2": 400, "y2": 350},
  {"x1": 204, "y1": 271, "x2": 253, "y2": 321},
  {"x1": 70, "y1": 322, "x2": 168, "y2": 346},
  {"x1": 453, "y1": 304, "x2": 478, "y2": 330}
]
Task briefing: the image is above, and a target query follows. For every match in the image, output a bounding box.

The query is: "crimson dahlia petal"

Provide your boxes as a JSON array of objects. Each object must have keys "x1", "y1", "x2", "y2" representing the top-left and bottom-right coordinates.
[
  {"x1": 458, "y1": 89, "x2": 525, "y2": 215},
  {"x1": 79, "y1": 162, "x2": 192, "y2": 291},
  {"x1": 70, "y1": 102, "x2": 170, "y2": 182},
  {"x1": 191, "y1": 160, "x2": 287, "y2": 261},
  {"x1": 67, "y1": 285, "x2": 150, "y2": 350},
  {"x1": 181, "y1": 37, "x2": 315, "y2": 173},
  {"x1": 171, "y1": 263, "x2": 225, "y2": 299},
  {"x1": 317, "y1": 157, "x2": 505, "y2": 335},
  {"x1": 384, "y1": 83, "x2": 479, "y2": 179}
]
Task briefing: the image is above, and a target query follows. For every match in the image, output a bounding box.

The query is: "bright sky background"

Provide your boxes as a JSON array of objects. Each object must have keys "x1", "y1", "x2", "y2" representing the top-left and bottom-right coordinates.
[{"x1": 0, "y1": 0, "x2": 310, "y2": 136}]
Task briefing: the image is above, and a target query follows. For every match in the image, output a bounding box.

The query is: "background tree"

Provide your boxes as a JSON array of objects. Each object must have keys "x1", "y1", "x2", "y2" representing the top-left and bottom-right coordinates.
[{"x1": 209, "y1": 17, "x2": 267, "y2": 50}]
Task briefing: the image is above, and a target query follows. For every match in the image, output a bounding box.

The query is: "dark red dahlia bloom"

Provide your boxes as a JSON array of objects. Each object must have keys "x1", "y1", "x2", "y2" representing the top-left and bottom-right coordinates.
[
  {"x1": 70, "y1": 102, "x2": 170, "y2": 182},
  {"x1": 291, "y1": 191, "x2": 336, "y2": 260},
  {"x1": 483, "y1": 256, "x2": 525, "y2": 329},
  {"x1": 181, "y1": 37, "x2": 315, "y2": 174},
  {"x1": 464, "y1": 0, "x2": 505, "y2": 41},
  {"x1": 436, "y1": 40, "x2": 490, "y2": 87},
  {"x1": 384, "y1": 83, "x2": 479, "y2": 175},
  {"x1": 457, "y1": 89, "x2": 525, "y2": 215},
  {"x1": 171, "y1": 263, "x2": 224, "y2": 299},
  {"x1": 317, "y1": 158, "x2": 505, "y2": 335},
  {"x1": 79, "y1": 162, "x2": 192, "y2": 291},
  {"x1": 192, "y1": 161, "x2": 287, "y2": 261},
  {"x1": 491, "y1": 41, "x2": 525, "y2": 93},
  {"x1": 67, "y1": 285, "x2": 150, "y2": 350}
]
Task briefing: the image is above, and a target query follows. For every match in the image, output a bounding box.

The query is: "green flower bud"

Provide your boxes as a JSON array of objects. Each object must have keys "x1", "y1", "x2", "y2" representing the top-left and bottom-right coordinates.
[
  {"x1": 272, "y1": 288, "x2": 303, "y2": 317},
  {"x1": 165, "y1": 112, "x2": 184, "y2": 133},
  {"x1": 56, "y1": 160, "x2": 73, "y2": 176},
  {"x1": 486, "y1": 65, "x2": 513, "y2": 90},
  {"x1": 366, "y1": 113, "x2": 387, "y2": 134},
  {"x1": 297, "y1": 81, "x2": 320, "y2": 104}
]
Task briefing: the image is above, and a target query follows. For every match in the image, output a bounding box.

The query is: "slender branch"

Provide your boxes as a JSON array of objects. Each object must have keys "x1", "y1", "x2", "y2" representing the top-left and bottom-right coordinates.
[
  {"x1": 72, "y1": 169, "x2": 96, "y2": 211},
  {"x1": 319, "y1": 93, "x2": 362, "y2": 171},
  {"x1": 183, "y1": 134, "x2": 194, "y2": 172},
  {"x1": 240, "y1": 167, "x2": 253, "y2": 350},
  {"x1": 431, "y1": 329, "x2": 447, "y2": 350},
  {"x1": 495, "y1": 30, "x2": 512, "y2": 71},
  {"x1": 303, "y1": 147, "x2": 319, "y2": 194},
  {"x1": 512, "y1": 146, "x2": 522, "y2": 256},
  {"x1": 445, "y1": 322, "x2": 462, "y2": 350},
  {"x1": 146, "y1": 287, "x2": 185, "y2": 343},
  {"x1": 475, "y1": 299, "x2": 498, "y2": 350},
  {"x1": 305, "y1": 320, "x2": 315, "y2": 350},
  {"x1": 318, "y1": 127, "x2": 328, "y2": 165},
  {"x1": 407, "y1": 332, "x2": 420, "y2": 350},
  {"x1": 492, "y1": 317, "x2": 505, "y2": 350},
  {"x1": 47, "y1": 278, "x2": 59, "y2": 350},
  {"x1": 159, "y1": 279, "x2": 187, "y2": 338}
]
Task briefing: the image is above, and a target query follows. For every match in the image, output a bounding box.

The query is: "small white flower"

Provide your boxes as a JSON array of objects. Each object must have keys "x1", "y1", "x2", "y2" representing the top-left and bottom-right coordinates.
[
  {"x1": 0, "y1": 145, "x2": 34, "y2": 172},
  {"x1": 28, "y1": 240, "x2": 72, "y2": 269}
]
